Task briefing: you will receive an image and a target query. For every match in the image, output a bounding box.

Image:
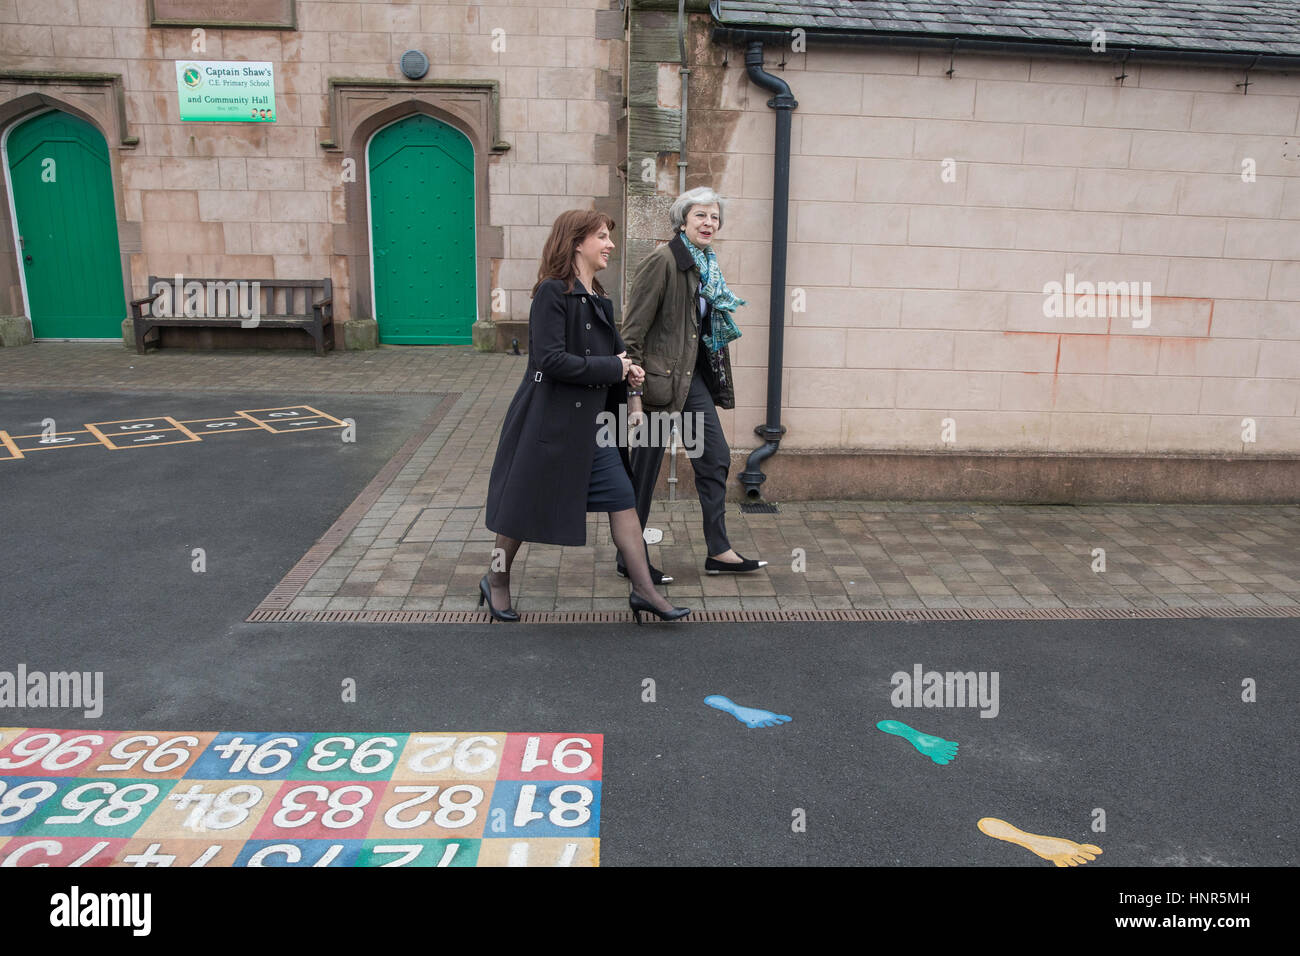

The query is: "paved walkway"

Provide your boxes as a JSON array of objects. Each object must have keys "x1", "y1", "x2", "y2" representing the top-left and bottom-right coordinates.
[{"x1": 3, "y1": 343, "x2": 1298, "y2": 619}]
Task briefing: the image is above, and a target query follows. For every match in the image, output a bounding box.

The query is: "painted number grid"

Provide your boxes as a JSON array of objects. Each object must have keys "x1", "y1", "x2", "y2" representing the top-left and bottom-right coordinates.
[{"x1": 0, "y1": 729, "x2": 601, "y2": 867}]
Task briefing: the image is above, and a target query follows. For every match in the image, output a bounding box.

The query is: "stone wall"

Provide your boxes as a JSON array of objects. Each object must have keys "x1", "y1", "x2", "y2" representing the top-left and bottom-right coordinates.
[{"x1": 0, "y1": 0, "x2": 626, "y2": 348}]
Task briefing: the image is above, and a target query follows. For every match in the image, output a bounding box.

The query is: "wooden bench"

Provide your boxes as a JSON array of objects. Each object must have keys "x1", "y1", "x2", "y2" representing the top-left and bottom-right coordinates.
[{"x1": 131, "y1": 276, "x2": 333, "y2": 356}]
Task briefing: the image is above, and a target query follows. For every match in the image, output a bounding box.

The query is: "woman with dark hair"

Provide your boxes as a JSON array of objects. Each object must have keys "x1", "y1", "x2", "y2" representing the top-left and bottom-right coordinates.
[{"x1": 481, "y1": 209, "x2": 690, "y2": 625}]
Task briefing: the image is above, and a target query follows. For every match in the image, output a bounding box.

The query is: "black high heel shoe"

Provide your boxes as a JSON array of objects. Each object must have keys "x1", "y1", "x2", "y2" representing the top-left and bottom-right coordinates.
[
  {"x1": 616, "y1": 561, "x2": 673, "y2": 585},
  {"x1": 479, "y1": 574, "x2": 519, "y2": 622},
  {"x1": 628, "y1": 591, "x2": 690, "y2": 625}
]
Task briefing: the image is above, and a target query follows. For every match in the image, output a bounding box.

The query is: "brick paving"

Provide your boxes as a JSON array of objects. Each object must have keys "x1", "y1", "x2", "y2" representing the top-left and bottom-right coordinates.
[{"x1": 4, "y1": 343, "x2": 1298, "y2": 618}]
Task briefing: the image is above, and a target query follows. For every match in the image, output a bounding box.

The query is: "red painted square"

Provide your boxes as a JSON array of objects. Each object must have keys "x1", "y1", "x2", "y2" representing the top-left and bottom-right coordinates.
[
  {"x1": 251, "y1": 780, "x2": 386, "y2": 841},
  {"x1": 0, "y1": 836, "x2": 126, "y2": 867},
  {"x1": 498, "y1": 734, "x2": 603, "y2": 781},
  {"x1": 0, "y1": 729, "x2": 116, "y2": 777}
]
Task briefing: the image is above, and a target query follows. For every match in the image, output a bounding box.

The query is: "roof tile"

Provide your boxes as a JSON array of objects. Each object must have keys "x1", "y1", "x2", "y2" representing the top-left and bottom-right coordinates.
[{"x1": 713, "y1": 0, "x2": 1300, "y2": 55}]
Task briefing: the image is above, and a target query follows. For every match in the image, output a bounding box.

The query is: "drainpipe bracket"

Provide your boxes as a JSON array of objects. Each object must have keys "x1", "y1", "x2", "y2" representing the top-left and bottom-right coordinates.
[
  {"x1": 754, "y1": 423, "x2": 787, "y2": 441},
  {"x1": 767, "y1": 94, "x2": 798, "y2": 109}
]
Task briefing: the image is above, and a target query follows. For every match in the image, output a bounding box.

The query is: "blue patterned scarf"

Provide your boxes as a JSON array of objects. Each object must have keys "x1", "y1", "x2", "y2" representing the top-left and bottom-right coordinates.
[{"x1": 680, "y1": 230, "x2": 744, "y2": 352}]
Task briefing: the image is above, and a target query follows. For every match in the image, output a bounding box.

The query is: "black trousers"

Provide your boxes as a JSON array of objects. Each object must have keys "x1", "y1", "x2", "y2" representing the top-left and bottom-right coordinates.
[{"x1": 621, "y1": 373, "x2": 732, "y2": 564}]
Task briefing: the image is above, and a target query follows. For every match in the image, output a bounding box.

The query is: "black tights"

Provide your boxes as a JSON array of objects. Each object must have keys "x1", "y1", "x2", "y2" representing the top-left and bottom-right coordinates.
[{"x1": 488, "y1": 508, "x2": 673, "y2": 612}]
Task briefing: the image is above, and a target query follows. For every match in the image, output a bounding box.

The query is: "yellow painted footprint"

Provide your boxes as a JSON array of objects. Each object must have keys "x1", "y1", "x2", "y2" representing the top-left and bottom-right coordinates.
[{"x1": 978, "y1": 817, "x2": 1103, "y2": 867}]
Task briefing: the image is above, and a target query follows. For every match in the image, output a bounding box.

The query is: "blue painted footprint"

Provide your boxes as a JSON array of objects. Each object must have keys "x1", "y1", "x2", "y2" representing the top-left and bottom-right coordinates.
[
  {"x1": 705, "y1": 695, "x2": 792, "y2": 729},
  {"x1": 876, "y1": 719, "x2": 959, "y2": 765}
]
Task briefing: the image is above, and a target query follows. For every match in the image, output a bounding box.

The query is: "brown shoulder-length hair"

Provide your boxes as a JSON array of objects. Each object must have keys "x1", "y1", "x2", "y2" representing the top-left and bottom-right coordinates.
[{"x1": 532, "y1": 209, "x2": 615, "y2": 298}]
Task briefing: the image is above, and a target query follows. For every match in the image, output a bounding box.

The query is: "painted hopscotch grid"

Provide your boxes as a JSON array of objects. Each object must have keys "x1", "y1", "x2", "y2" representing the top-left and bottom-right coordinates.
[
  {"x1": 0, "y1": 405, "x2": 346, "y2": 461},
  {"x1": 0, "y1": 728, "x2": 600, "y2": 867}
]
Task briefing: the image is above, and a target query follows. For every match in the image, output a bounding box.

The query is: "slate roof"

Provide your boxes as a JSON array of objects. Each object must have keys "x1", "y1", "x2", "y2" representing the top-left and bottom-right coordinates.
[{"x1": 710, "y1": 0, "x2": 1300, "y2": 57}]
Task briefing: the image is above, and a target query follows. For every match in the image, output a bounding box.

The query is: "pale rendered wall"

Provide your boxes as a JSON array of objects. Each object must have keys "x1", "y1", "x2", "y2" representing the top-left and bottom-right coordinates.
[{"x1": 700, "y1": 44, "x2": 1300, "y2": 457}]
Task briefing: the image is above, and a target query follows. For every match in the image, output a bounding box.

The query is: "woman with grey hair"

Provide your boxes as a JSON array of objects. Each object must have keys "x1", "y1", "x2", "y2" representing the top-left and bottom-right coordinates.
[{"x1": 617, "y1": 186, "x2": 767, "y2": 580}]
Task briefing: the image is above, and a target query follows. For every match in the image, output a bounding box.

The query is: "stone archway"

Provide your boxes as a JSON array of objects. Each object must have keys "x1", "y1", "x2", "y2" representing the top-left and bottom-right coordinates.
[{"x1": 324, "y1": 80, "x2": 509, "y2": 350}]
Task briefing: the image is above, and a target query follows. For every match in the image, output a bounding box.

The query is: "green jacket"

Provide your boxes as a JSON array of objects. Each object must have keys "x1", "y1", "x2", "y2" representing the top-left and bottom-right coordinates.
[{"x1": 620, "y1": 230, "x2": 736, "y2": 413}]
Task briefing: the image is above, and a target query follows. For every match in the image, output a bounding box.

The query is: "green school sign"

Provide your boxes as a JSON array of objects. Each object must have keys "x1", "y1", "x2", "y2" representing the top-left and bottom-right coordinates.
[{"x1": 176, "y1": 61, "x2": 277, "y2": 122}]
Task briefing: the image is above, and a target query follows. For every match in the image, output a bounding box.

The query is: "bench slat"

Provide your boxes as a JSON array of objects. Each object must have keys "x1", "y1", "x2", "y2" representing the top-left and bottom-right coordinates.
[{"x1": 134, "y1": 276, "x2": 333, "y2": 356}]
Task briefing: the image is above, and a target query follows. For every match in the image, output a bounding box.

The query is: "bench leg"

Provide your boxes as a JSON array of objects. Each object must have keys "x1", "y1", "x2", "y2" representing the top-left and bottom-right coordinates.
[{"x1": 135, "y1": 320, "x2": 154, "y2": 355}]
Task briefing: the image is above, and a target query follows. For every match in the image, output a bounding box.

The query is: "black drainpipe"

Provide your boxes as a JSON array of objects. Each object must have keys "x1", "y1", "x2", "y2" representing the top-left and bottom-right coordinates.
[{"x1": 737, "y1": 41, "x2": 796, "y2": 500}]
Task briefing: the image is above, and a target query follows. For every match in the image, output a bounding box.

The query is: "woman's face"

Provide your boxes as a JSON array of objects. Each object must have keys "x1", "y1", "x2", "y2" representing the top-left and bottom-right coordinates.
[
  {"x1": 576, "y1": 224, "x2": 614, "y2": 275},
  {"x1": 682, "y1": 203, "x2": 720, "y2": 246}
]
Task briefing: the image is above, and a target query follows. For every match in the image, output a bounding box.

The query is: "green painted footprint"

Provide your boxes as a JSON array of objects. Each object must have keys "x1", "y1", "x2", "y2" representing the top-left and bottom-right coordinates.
[{"x1": 877, "y1": 719, "x2": 959, "y2": 765}]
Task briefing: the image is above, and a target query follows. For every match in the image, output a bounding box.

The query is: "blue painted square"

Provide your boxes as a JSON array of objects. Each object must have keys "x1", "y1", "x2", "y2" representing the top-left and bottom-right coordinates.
[
  {"x1": 234, "y1": 839, "x2": 364, "y2": 867},
  {"x1": 486, "y1": 780, "x2": 601, "y2": 839},
  {"x1": 188, "y1": 733, "x2": 314, "y2": 780}
]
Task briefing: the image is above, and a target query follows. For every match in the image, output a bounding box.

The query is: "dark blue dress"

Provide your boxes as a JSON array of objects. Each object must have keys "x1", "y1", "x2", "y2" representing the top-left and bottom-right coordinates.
[{"x1": 585, "y1": 294, "x2": 637, "y2": 512}]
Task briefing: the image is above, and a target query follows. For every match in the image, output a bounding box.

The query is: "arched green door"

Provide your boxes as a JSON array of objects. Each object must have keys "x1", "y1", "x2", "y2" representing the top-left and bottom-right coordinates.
[
  {"x1": 368, "y1": 114, "x2": 475, "y2": 344},
  {"x1": 6, "y1": 110, "x2": 126, "y2": 339}
]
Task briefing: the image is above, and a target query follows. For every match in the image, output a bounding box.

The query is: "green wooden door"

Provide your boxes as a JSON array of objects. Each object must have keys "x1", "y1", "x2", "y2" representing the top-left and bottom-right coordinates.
[
  {"x1": 368, "y1": 114, "x2": 475, "y2": 344},
  {"x1": 6, "y1": 110, "x2": 127, "y2": 339}
]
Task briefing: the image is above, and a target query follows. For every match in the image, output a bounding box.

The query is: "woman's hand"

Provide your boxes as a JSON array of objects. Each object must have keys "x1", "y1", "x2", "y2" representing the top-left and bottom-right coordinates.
[
  {"x1": 627, "y1": 363, "x2": 645, "y2": 388},
  {"x1": 617, "y1": 351, "x2": 634, "y2": 380}
]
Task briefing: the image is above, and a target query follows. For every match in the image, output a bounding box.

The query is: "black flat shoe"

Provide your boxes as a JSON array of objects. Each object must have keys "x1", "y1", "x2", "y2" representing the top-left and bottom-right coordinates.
[
  {"x1": 479, "y1": 574, "x2": 519, "y2": 622},
  {"x1": 704, "y1": 554, "x2": 768, "y2": 575},
  {"x1": 616, "y1": 562, "x2": 673, "y2": 585},
  {"x1": 628, "y1": 591, "x2": 690, "y2": 625}
]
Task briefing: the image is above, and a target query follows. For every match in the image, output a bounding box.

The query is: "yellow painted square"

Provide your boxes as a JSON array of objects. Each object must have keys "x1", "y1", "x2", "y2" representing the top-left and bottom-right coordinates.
[
  {"x1": 235, "y1": 405, "x2": 345, "y2": 433},
  {"x1": 113, "y1": 838, "x2": 243, "y2": 868},
  {"x1": 237, "y1": 404, "x2": 346, "y2": 424},
  {"x1": 297, "y1": 405, "x2": 347, "y2": 426},
  {"x1": 0, "y1": 433, "x2": 22, "y2": 460},
  {"x1": 176, "y1": 417, "x2": 269, "y2": 435},
  {"x1": 10, "y1": 429, "x2": 102, "y2": 451},
  {"x1": 0, "y1": 729, "x2": 29, "y2": 750},
  {"x1": 390, "y1": 732, "x2": 508, "y2": 782},
  {"x1": 86, "y1": 731, "x2": 219, "y2": 780},
  {"x1": 91, "y1": 427, "x2": 199, "y2": 450},
  {"x1": 133, "y1": 778, "x2": 275, "y2": 842},
  {"x1": 84, "y1": 416, "x2": 171, "y2": 433},
  {"x1": 366, "y1": 780, "x2": 494, "y2": 840},
  {"x1": 475, "y1": 837, "x2": 599, "y2": 867}
]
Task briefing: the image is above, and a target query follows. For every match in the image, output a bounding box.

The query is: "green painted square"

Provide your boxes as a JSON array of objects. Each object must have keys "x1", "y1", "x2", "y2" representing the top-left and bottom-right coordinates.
[
  {"x1": 21, "y1": 778, "x2": 176, "y2": 838},
  {"x1": 356, "y1": 838, "x2": 479, "y2": 867},
  {"x1": 288, "y1": 733, "x2": 410, "y2": 781}
]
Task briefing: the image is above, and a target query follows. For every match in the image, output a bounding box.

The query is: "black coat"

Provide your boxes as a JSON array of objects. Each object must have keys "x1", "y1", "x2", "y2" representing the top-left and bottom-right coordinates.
[{"x1": 485, "y1": 277, "x2": 634, "y2": 546}]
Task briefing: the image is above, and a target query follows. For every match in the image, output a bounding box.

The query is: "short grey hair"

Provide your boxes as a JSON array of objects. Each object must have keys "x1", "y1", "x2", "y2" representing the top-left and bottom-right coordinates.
[{"x1": 669, "y1": 186, "x2": 726, "y2": 231}]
